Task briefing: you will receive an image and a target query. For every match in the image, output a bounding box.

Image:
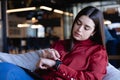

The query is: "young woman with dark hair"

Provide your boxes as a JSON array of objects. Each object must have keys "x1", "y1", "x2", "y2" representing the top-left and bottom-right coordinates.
[{"x1": 38, "y1": 6, "x2": 108, "y2": 80}]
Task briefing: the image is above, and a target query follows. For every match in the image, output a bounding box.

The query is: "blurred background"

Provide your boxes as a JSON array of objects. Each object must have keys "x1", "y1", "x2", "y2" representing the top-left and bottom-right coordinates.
[{"x1": 0, "y1": 0, "x2": 120, "y2": 68}]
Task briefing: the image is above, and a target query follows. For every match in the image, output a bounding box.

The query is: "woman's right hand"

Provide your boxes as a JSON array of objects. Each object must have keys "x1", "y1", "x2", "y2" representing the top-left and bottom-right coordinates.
[
  {"x1": 37, "y1": 58, "x2": 56, "y2": 69},
  {"x1": 40, "y1": 49, "x2": 60, "y2": 60}
]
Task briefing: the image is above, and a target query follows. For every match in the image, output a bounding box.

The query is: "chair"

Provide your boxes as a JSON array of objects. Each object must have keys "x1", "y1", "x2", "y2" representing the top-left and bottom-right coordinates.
[{"x1": 0, "y1": 51, "x2": 120, "y2": 80}]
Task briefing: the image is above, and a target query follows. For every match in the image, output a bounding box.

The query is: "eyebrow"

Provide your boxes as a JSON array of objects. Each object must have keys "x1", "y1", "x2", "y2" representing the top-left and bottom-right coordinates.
[
  {"x1": 77, "y1": 19, "x2": 81, "y2": 23},
  {"x1": 77, "y1": 19, "x2": 91, "y2": 28}
]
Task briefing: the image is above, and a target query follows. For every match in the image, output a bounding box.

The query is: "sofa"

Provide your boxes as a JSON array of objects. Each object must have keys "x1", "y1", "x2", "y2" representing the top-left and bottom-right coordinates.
[{"x1": 0, "y1": 50, "x2": 120, "y2": 80}]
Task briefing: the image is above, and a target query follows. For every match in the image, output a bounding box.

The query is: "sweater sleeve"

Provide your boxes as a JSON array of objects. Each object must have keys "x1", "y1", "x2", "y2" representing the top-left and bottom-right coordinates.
[{"x1": 55, "y1": 47, "x2": 108, "y2": 80}]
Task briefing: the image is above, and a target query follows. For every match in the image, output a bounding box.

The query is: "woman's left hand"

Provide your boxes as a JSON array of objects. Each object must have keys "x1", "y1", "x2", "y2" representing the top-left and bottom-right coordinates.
[
  {"x1": 40, "y1": 49, "x2": 60, "y2": 60},
  {"x1": 37, "y1": 58, "x2": 56, "y2": 69}
]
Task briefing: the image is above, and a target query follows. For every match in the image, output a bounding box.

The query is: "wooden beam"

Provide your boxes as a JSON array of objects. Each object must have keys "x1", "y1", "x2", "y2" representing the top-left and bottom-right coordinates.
[{"x1": 109, "y1": 55, "x2": 120, "y2": 60}]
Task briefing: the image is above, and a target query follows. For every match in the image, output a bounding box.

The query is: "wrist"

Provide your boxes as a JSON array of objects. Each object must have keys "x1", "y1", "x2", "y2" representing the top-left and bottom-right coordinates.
[{"x1": 53, "y1": 60, "x2": 62, "y2": 70}]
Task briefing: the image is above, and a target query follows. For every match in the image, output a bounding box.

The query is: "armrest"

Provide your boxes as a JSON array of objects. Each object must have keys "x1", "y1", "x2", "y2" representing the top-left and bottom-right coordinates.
[
  {"x1": 103, "y1": 63, "x2": 120, "y2": 80},
  {"x1": 0, "y1": 50, "x2": 42, "y2": 71}
]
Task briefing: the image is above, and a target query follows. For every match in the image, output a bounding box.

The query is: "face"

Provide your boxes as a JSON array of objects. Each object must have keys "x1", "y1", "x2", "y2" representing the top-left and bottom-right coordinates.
[{"x1": 72, "y1": 15, "x2": 95, "y2": 41}]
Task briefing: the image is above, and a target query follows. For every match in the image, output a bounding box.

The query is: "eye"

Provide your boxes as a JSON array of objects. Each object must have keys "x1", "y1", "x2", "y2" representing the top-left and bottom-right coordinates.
[
  {"x1": 84, "y1": 26, "x2": 91, "y2": 30},
  {"x1": 76, "y1": 20, "x2": 82, "y2": 25}
]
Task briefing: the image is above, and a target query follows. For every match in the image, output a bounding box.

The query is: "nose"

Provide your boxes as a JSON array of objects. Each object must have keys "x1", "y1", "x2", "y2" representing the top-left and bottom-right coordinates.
[{"x1": 78, "y1": 25, "x2": 83, "y2": 31}]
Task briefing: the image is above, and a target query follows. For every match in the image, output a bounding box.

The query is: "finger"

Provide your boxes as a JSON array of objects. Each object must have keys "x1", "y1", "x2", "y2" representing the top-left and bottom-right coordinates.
[
  {"x1": 41, "y1": 50, "x2": 45, "y2": 57},
  {"x1": 51, "y1": 52, "x2": 57, "y2": 60},
  {"x1": 54, "y1": 50, "x2": 60, "y2": 58},
  {"x1": 42, "y1": 49, "x2": 49, "y2": 58},
  {"x1": 51, "y1": 50, "x2": 60, "y2": 60},
  {"x1": 40, "y1": 65, "x2": 48, "y2": 69},
  {"x1": 39, "y1": 62, "x2": 48, "y2": 69},
  {"x1": 51, "y1": 49, "x2": 60, "y2": 58}
]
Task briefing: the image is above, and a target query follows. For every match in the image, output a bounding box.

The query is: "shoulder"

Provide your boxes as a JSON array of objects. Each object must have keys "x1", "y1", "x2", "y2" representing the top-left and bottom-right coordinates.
[
  {"x1": 94, "y1": 44, "x2": 106, "y2": 51},
  {"x1": 88, "y1": 42, "x2": 106, "y2": 52},
  {"x1": 91, "y1": 44, "x2": 108, "y2": 58}
]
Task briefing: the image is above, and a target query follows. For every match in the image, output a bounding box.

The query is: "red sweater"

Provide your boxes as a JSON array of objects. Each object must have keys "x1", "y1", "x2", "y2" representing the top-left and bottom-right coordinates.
[{"x1": 40, "y1": 39, "x2": 108, "y2": 80}]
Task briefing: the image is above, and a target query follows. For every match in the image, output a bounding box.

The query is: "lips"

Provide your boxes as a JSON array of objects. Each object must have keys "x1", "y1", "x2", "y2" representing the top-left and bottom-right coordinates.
[{"x1": 74, "y1": 32, "x2": 81, "y2": 37}]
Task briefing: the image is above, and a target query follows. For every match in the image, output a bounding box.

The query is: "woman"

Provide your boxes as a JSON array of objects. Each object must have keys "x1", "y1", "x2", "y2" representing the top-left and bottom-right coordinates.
[
  {"x1": 38, "y1": 6, "x2": 108, "y2": 80},
  {"x1": 0, "y1": 6, "x2": 108, "y2": 80}
]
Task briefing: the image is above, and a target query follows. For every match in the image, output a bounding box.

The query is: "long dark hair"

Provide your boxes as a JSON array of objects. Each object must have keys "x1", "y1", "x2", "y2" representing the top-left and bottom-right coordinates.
[{"x1": 67, "y1": 6, "x2": 105, "y2": 51}]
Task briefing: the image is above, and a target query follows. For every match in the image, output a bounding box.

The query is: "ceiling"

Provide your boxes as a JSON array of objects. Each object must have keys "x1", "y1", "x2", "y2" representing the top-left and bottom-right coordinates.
[
  {"x1": 7, "y1": 0, "x2": 113, "y2": 16},
  {"x1": 7, "y1": 0, "x2": 120, "y2": 23},
  {"x1": 8, "y1": 0, "x2": 114, "y2": 10}
]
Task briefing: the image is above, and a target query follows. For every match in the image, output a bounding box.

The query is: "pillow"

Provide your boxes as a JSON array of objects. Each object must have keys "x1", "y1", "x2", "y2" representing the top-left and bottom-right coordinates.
[
  {"x1": 103, "y1": 63, "x2": 120, "y2": 80},
  {"x1": 0, "y1": 50, "x2": 42, "y2": 71}
]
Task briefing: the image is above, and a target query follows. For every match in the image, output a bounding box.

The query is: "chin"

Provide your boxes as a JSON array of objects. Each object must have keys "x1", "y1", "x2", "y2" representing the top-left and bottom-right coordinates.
[
  {"x1": 75, "y1": 38, "x2": 87, "y2": 41},
  {"x1": 73, "y1": 37, "x2": 81, "y2": 41}
]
